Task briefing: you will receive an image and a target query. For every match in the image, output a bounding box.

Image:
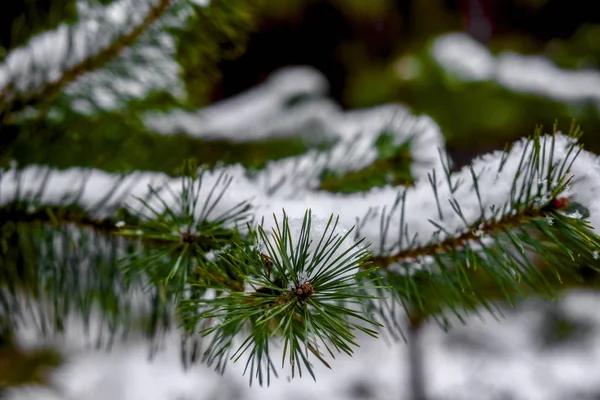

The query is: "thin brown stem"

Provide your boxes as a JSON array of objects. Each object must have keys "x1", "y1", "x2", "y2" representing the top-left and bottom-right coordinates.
[{"x1": 370, "y1": 201, "x2": 565, "y2": 269}]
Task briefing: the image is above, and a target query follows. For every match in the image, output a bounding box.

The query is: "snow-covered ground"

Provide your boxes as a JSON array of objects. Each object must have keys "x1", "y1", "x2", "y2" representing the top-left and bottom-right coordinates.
[{"x1": 5, "y1": 289, "x2": 600, "y2": 400}]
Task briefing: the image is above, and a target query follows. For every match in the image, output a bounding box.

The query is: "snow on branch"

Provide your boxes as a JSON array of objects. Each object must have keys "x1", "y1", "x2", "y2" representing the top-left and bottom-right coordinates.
[
  {"x1": 145, "y1": 67, "x2": 445, "y2": 196},
  {"x1": 0, "y1": 0, "x2": 194, "y2": 120},
  {"x1": 432, "y1": 33, "x2": 600, "y2": 105},
  {"x1": 144, "y1": 66, "x2": 334, "y2": 141},
  {"x1": 257, "y1": 131, "x2": 598, "y2": 258},
  {"x1": 0, "y1": 163, "x2": 258, "y2": 223},
  {"x1": 2, "y1": 131, "x2": 599, "y2": 260},
  {"x1": 3, "y1": 125, "x2": 600, "y2": 355},
  {"x1": 248, "y1": 101, "x2": 445, "y2": 197}
]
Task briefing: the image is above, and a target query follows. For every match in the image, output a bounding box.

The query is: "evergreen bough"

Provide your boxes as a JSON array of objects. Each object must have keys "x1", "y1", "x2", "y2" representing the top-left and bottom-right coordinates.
[{"x1": 2, "y1": 0, "x2": 600, "y2": 391}]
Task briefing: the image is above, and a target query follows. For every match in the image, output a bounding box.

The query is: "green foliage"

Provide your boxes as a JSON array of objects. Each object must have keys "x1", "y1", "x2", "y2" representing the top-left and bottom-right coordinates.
[
  {"x1": 344, "y1": 35, "x2": 600, "y2": 159},
  {"x1": 2, "y1": 4, "x2": 600, "y2": 372},
  {"x1": 3, "y1": 129, "x2": 600, "y2": 386},
  {"x1": 368, "y1": 129, "x2": 600, "y2": 331},
  {"x1": 119, "y1": 161, "x2": 253, "y2": 289},
  {"x1": 0, "y1": 214, "x2": 132, "y2": 341},
  {"x1": 179, "y1": 211, "x2": 381, "y2": 385},
  {"x1": 4, "y1": 0, "x2": 600, "y2": 391}
]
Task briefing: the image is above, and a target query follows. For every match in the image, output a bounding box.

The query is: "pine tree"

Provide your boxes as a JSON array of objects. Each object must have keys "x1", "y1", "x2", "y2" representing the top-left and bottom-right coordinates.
[{"x1": 2, "y1": 0, "x2": 600, "y2": 398}]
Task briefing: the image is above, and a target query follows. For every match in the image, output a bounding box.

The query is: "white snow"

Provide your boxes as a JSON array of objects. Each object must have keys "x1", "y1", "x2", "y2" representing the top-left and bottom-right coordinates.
[
  {"x1": 432, "y1": 33, "x2": 496, "y2": 81},
  {"x1": 255, "y1": 133, "x2": 600, "y2": 263},
  {"x1": 0, "y1": 164, "x2": 261, "y2": 224},
  {"x1": 6, "y1": 290, "x2": 600, "y2": 400},
  {"x1": 145, "y1": 66, "x2": 331, "y2": 139},
  {"x1": 432, "y1": 33, "x2": 600, "y2": 106}
]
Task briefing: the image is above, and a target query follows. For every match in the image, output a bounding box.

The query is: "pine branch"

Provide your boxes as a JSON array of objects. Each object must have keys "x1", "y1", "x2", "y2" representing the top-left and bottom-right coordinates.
[
  {"x1": 370, "y1": 195, "x2": 571, "y2": 267},
  {"x1": 0, "y1": 0, "x2": 174, "y2": 123},
  {"x1": 0, "y1": 160, "x2": 253, "y2": 351},
  {"x1": 361, "y1": 128, "x2": 600, "y2": 330},
  {"x1": 5, "y1": 10, "x2": 600, "y2": 389},
  {"x1": 178, "y1": 210, "x2": 382, "y2": 386},
  {"x1": 3, "y1": 122, "x2": 600, "y2": 387}
]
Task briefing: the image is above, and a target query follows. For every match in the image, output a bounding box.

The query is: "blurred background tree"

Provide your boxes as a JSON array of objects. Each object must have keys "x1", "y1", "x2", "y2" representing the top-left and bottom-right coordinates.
[
  {"x1": 4, "y1": 0, "x2": 600, "y2": 172},
  {"x1": 213, "y1": 0, "x2": 600, "y2": 166}
]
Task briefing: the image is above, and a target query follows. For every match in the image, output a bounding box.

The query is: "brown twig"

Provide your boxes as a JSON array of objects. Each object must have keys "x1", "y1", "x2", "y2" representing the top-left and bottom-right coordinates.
[{"x1": 369, "y1": 198, "x2": 569, "y2": 269}]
